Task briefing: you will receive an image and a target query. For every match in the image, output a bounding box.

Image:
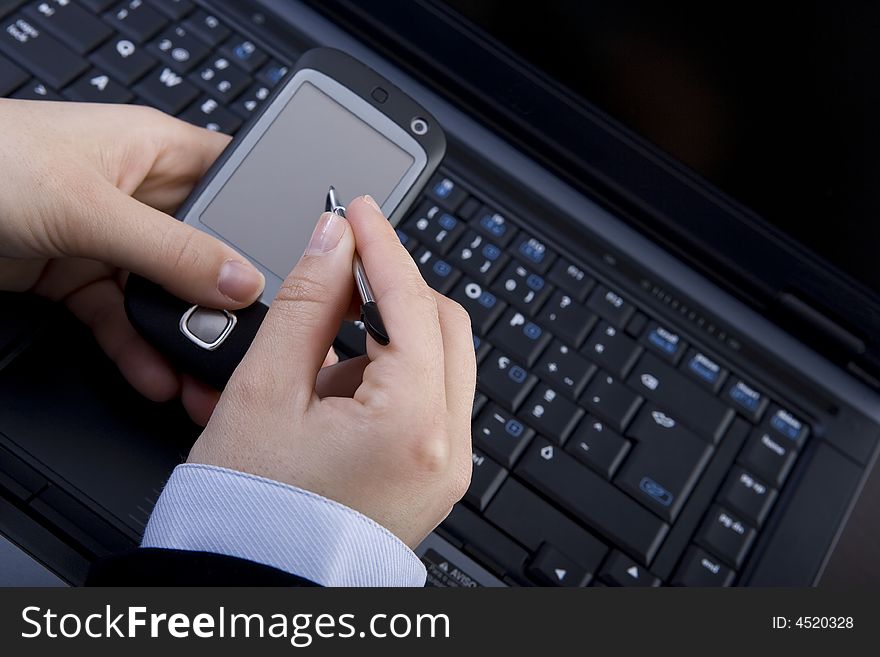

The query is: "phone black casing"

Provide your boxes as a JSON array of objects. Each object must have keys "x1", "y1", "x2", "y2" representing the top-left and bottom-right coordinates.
[{"x1": 125, "y1": 47, "x2": 446, "y2": 390}]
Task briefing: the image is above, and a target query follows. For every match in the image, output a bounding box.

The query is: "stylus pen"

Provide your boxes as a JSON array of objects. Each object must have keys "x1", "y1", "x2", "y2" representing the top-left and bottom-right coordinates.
[{"x1": 326, "y1": 186, "x2": 390, "y2": 346}]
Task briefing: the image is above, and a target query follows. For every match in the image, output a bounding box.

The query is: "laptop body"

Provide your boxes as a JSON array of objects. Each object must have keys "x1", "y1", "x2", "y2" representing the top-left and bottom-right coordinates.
[{"x1": 0, "y1": 0, "x2": 877, "y2": 586}]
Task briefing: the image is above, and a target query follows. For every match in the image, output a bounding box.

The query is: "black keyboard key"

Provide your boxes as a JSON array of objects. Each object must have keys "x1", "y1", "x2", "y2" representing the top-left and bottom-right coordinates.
[
  {"x1": 472, "y1": 334, "x2": 490, "y2": 363},
  {"x1": 146, "y1": 0, "x2": 193, "y2": 20},
  {"x1": 642, "y1": 322, "x2": 687, "y2": 364},
  {"x1": 491, "y1": 261, "x2": 551, "y2": 314},
  {"x1": 478, "y1": 350, "x2": 537, "y2": 412},
  {"x1": 472, "y1": 392, "x2": 487, "y2": 420},
  {"x1": 395, "y1": 228, "x2": 418, "y2": 253},
  {"x1": 133, "y1": 65, "x2": 198, "y2": 113},
  {"x1": 681, "y1": 348, "x2": 727, "y2": 393},
  {"x1": 230, "y1": 80, "x2": 270, "y2": 118},
  {"x1": 182, "y1": 8, "x2": 228, "y2": 47},
  {"x1": 627, "y1": 352, "x2": 734, "y2": 443},
  {"x1": 189, "y1": 54, "x2": 250, "y2": 103},
  {"x1": 63, "y1": 68, "x2": 133, "y2": 102},
  {"x1": 447, "y1": 229, "x2": 507, "y2": 284},
  {"x1": 565, "y1": 416, "x2": 631, "y2": 479},
  {"x1": 513, "y1": 233, "x2": 555, "y2": 273},
  {"x1": 736, "y1": 429, "x2": 797, "y2": 488},
  {"x1": 256, "y1": 59, "x2": 288, "y2": 87},
  {"x1": 472, "y1": 403, "x2": 534, "y2": 468},
  {"x1": 449, "y1": 279, "x2": 505, "y2": 335},
  {"x1": 178, "y1": 96, "x2": 241, "y2": 133},
  {"x1": 0, "y1": 16, "x2": 88, "y2": 89},
  {"x1": 535, "y1": 340, "x2": 596, "y2": 398},
  {"x1": 426, "y1": 173, "x2": 467, "y2": 211},
  {"x1": 717, "y1": 466, "x2": 777, "y2": 528},
  {"x1": 582, "y1": 320, "x2": 642, "y2": 378},
  {"x1": 537, "y1": 289, "x2": 597, "y2": 347},
  {"x1": 766, "y1": 405, "x2": 810, "y2": 449},
  {"x1": 599, "y1": 551, "x2": 661, "y2": 587},
  {"x1": 625, "y1": 310, "x2": 649, "y2": 338},
  {"x1": 486, "y1": 480, "x2": 608, "y2": 575},
  {"x1": 724, "y1": 378, "x2": 768, "y2": 422},
  {"x1": 488, "y1": 307, "x2": 551, "y2": 367},
  {"x1": 441, "y1": 504, "x2": 529, "y2": 581},
  {"x1": 528, "y1": 543, "x2": 591, "y2": 587},
  {"x1": 413, "y1": 247, "x2": 460, "y2": 294},
  {"x1": 0, "y1": 52, "x2": 27, "y2": 94},
  {"x1": 521, "y1": 384, "x2": 584, "y2": 445},
  {"x1": 671, "y1": 546, "x2": 735, "y2": 586},
  {"x1": 89, "y1": 35, "x2": 155, "y2": 85},
  {"x1": 471, "y1": 205, "x2": 517, "y2": 246},
  {"x1": 405, "y1": 203, "x2": 466, "y2": 256},
  {"x1": 586, "y1": 285, "x2": 635, "y2": 329},
  {"x1": 516, "y1": 438, "x2": 669, "y2": 564},
  {"x1": 12, "y1": 77, "x2": 62, "y2": 99},
  {"x1": 696, "y1": 505, "x2": 756, "y2": 569},
  {"x1": 24, "y1": 0, "x2": 113, "y2": 54},
  {"x1": 147, "y1": 24, "x2": 209, "y2": 73},
  {"x1": 581, "y1": 372, "x2": 642, "y2": 434},
  {"x1": 616, "y1": 404, "x2": 714, "y2": 522},
  {"x1": 105, "y1": 0, "x2": 167, "y2": 42},
  {"x1": 547, "y1": 258, "x2": 595, "y2": 301},
  {"x1": 465, "y1": 450, "x2": 506, "y2": 512},
  {"x1": 334, "y1": 320, "x2": 366, "y2": 357},
  {"x1": 219, "y1": 34, "x2": 266, "y2": 73},
  {"x1": 79, "y1": 0, "x2": 116, "y2": 11}
]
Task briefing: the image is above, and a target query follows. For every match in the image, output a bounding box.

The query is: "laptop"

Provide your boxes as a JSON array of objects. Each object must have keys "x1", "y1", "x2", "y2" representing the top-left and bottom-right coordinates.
[{"x1": 0, "y1": 0, "x2": 877, "y2": 587}]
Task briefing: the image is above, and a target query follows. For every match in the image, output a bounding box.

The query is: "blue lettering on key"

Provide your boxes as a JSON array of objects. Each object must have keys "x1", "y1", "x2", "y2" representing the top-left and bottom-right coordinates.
[
  {"x1": 265, "y1": 65, "x2": 287, "y2": 84},
  {"x1": 433, "y1": 178, "x2": 454, "y2": 199},
  {"x1": 770, "y1": 410, "x2": 802, "y2": 440},
  {"x1": 639, "y1": 477, "x2": 673, "y2": 507},
  {"x1": 478, "y1": 291, "x2": 497, "y2": 308},
  {"x1": 648, "y1": 328, "x2": 679, "y2": 354},
  {"x1": 508, "y1": 366, "x2": 527, "y2": 384},
  {"x1": 480, "y1": 212, "x2": 508, "y2": 238},
  {"x1": 524, "y1": 322, "x2": 542, "y2": 340},
  {"x1": 505, "y1": 419, "x2": 524, "y2": 438},
  {"x1": 526, "y1": 274, "x2": 545, "y2": 291},
  {"x1": 234, "y1": 41, "x2": 256, "y2": 61},
  {"x1": 439, "y1": 213, "x2": 458, "y2": 230},
  {"x1": 688, "y1": 353, "x2": 719, "y2": 385},
  {"x1": 433, "y1": 260, "x2": 452, "y2": 277},
  {"x1": 519, "y1": 238, "x2": 546, "y2": 264},
  {"x1": 482, "y1": 243, "x2": 502, "y2": 261},
  {"x1": 396, "y1": 229, "x2": 410, "y2": 247},
  {"x1": 730, "y1": 382, "x2": 761, "y2": 411}
]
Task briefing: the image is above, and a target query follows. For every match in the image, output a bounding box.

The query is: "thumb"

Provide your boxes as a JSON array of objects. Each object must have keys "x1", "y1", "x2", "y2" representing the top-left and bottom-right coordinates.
[
  {"x1": 76, "y1": 185, "x2": 265, "y2": 308},
  {"x1": 240, "y1": 211, "x2": 355, "y2": 401}
]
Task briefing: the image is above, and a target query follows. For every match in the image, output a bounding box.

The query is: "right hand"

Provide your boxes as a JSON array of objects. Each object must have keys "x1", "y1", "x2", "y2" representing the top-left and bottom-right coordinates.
[{"x1": 187, "y1": 196, "x2": 476, "y2": 547}]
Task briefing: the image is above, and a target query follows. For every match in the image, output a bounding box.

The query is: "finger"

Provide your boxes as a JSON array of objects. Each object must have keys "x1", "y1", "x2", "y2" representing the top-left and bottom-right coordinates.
[
  {"x1": 69, "y1": 183, "x2": 265, "y2": 308},
  {"x1": 241, "y1": 212, "x2": 356, "y2": 401},
  {"x1": 181, "y1": 374, "x2": 221, "y2": 426},
  {"x1": 64, "y1": 277, "x2": 181, "y2": 401},
  {"x1": 315, "y1": 355, "x2": 369, "y2": 399}
]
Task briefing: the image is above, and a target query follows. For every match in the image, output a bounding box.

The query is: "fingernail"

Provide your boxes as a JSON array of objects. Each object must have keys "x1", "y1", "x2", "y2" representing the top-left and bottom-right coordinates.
[
  {"x1": 218, "y1": 259, "x2": 265, "y2": 302},
  {"x1": 363, "y1": 195, "x2": 381, "y2": 212},
  {"x1": 306, "y1": 212, "x2": 346, "y2": 255}
]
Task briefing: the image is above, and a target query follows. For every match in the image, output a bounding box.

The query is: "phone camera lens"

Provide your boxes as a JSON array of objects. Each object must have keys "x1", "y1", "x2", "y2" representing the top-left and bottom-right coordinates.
[{"x1": 410, "y1": 117, "x2": 429, "y2": 135}]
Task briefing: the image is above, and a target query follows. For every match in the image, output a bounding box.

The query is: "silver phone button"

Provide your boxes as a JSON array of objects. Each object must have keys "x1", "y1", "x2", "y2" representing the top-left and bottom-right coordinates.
[{"x1": 180, "y1": 305, "x2": 237, "y2": 350}]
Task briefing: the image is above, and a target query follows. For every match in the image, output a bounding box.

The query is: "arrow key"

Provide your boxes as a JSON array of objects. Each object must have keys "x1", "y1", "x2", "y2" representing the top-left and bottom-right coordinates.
[
  {"x1": 599, "y1": 550, "x2": 661, "y2": 587},
  {"x1": 528, "y1": 543, "x2": 591, "y2": 587},
  {"x1": 63, "y1": 68, "x2": 133, "y2": 103}
]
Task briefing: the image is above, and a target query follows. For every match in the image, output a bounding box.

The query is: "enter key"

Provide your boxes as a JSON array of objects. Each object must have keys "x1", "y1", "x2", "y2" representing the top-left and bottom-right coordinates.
[{"x1": 616, "y1": 404, "x2": 715, "y2": 522}]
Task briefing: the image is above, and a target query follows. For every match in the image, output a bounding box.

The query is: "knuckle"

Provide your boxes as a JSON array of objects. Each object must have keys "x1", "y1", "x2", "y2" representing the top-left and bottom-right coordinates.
[
  {"x1": 163, "y1": 224, "x2": 202, "y2": 274},
  {"x1": 273, "y1": 274, "x2": 329, "y2": 323},
  {"x1": 409, "y1": 430, "x2": 452, "y2": 477}
]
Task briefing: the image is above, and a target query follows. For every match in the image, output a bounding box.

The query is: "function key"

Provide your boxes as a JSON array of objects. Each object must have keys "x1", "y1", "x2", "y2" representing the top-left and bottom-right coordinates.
[
  {"x1": 230, "y1": 81, "x2": 271, "y2": 118},
  {"x1": 24, "y1": 0, "x2": 114, "y2": 55},
  {"x1": 465, "y1": 450, "x2": 507, "y2": 512},
  {"x1": 535, "y1": 340, "x2": 596, "y2": 398},
  {"x1": 586, "y1": 285, "x2": 635, "y2": 329},
  {"x1": 219, "y1": 34, "x2": 267, "y2": 72},
  {"x1": 426, "y1": 173, "x2": 467, "y2": 211},
  {"x1": 681, "y1": 349, "x2": 727, "y2": 393},
  {"x1": 105, "y1": 1, "x2": 168, "y2": 43},
  {"x1": 565, "y1": 416, "x2": 631, "y2": 479},
  {"x1": 178, "y1": 96, "x2": 241, "y2": 133},
  {"x1": 491, "y1": 261, "x2": 552, "y2": 314},
  {"x1": 537, "y1": 289, "x2": 597, "y2": 347},
  {"x1": 478, "y1": 350, "x2": 537, "y2": 412},
  {"x1": 737, "y1": 429, "x2": 797, "y2": 488},
  {"x1": 599, "y1": 551, "x2": 661, "y2": 587},
  {"x1": 256, "y1": 60, "x2": 288, "y2": 87},
  {"x1": 513, "y1": 233, "x2": 555, "y2": 274},
  {"x1": 471, "y1": 205, "x2": 517, "y2": 246},
  {"x1": 642, "y1": 322, "x2": 687, "y2": 364},
  {"x1": 148, "y1": 24, "x2": 209, "y2": 73},
  {"x1": 189, "y1": 55, "x2": 251, "y2": 103},
  {"x1": 0, "y1": 16, "x2": 88, "y2": 89},
  {"x1": 671, "y1": 546, "x2": 735, "y2": 586},
  {"x1": 472, "y1": 403, "x2": 534, "y2": 468},
  {"x1": 717, "y1": 466, "x2": 777, "y2": 528},
  {"x1": 447, "y1": 230, "x2": 508, "y2": 284},
  {"x1": 547, "y1": 258, "x2": 595, "y2": 301},
  {"x1": 404, "y1": 202, "x2": 465, "y2": 255},
  {"x1": 413, "y1": 247, "x2": 460, "y2": 294},
  {"x1": 145, "y1": 0, "x2": 195, "y2": 20},
  {"x1": 696, "y1": 505, "x2": 756, "y2": 569},
  {"x1": 90, "y1": 36, "x2": 156, "y2": 85},
  {"x1": 182, "y1": 9, "x2": 229, "y2": 47},
  {"x1": 528, "y1": 543, "x2": 591, "y2": 587},
  {"x1": 766, "y1": 406, "x2": 810, "y2": 449},
  {"x1": 63, "y1": 68, "x2": 133, "y2": 103},
  {"x1": 724, "y1": 378, "x2": 768, "y2": 422}
]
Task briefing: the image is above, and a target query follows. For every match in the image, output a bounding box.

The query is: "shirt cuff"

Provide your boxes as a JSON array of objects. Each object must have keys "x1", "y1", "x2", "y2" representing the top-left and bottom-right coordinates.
[{"x1": 141, "y1": 463, "x2": 426, "y2": 587}]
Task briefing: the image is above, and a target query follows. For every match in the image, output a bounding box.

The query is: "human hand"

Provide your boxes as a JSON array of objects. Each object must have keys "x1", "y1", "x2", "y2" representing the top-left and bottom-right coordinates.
[
  {"x1": 187, "y1": 197, "x2": 476, "y2": 547},
  {"x1": 0, "y1": 100, "x2": 279, "y2": 424}
]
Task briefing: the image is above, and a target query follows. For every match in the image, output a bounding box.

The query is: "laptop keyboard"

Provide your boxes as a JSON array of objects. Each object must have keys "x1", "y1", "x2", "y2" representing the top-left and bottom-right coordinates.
[{"x1": 0, "y1": 0, "x2": 813, "y2": 586}]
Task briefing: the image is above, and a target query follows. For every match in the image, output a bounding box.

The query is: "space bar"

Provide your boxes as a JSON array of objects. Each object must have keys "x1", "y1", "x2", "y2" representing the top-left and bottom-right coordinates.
[{"x1": 515, "y1": 437, "x2": 669, "y2": 564}]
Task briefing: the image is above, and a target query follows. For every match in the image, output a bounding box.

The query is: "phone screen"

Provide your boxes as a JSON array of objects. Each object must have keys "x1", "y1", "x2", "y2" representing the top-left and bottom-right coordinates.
[{"x1": 200, "y1": 81, "x2": 415, "y2": 279}]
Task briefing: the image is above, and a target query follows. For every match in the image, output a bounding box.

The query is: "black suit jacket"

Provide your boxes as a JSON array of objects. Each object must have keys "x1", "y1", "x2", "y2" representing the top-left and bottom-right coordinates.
[{"x1": 87, "y1": 548, "x2": 319, "y2": 586}]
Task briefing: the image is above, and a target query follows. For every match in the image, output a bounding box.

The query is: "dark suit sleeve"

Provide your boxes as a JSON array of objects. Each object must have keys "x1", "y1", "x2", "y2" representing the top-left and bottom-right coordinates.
[{"x1": 86, "y1": 548, "x2": 320, "y2": 586}]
